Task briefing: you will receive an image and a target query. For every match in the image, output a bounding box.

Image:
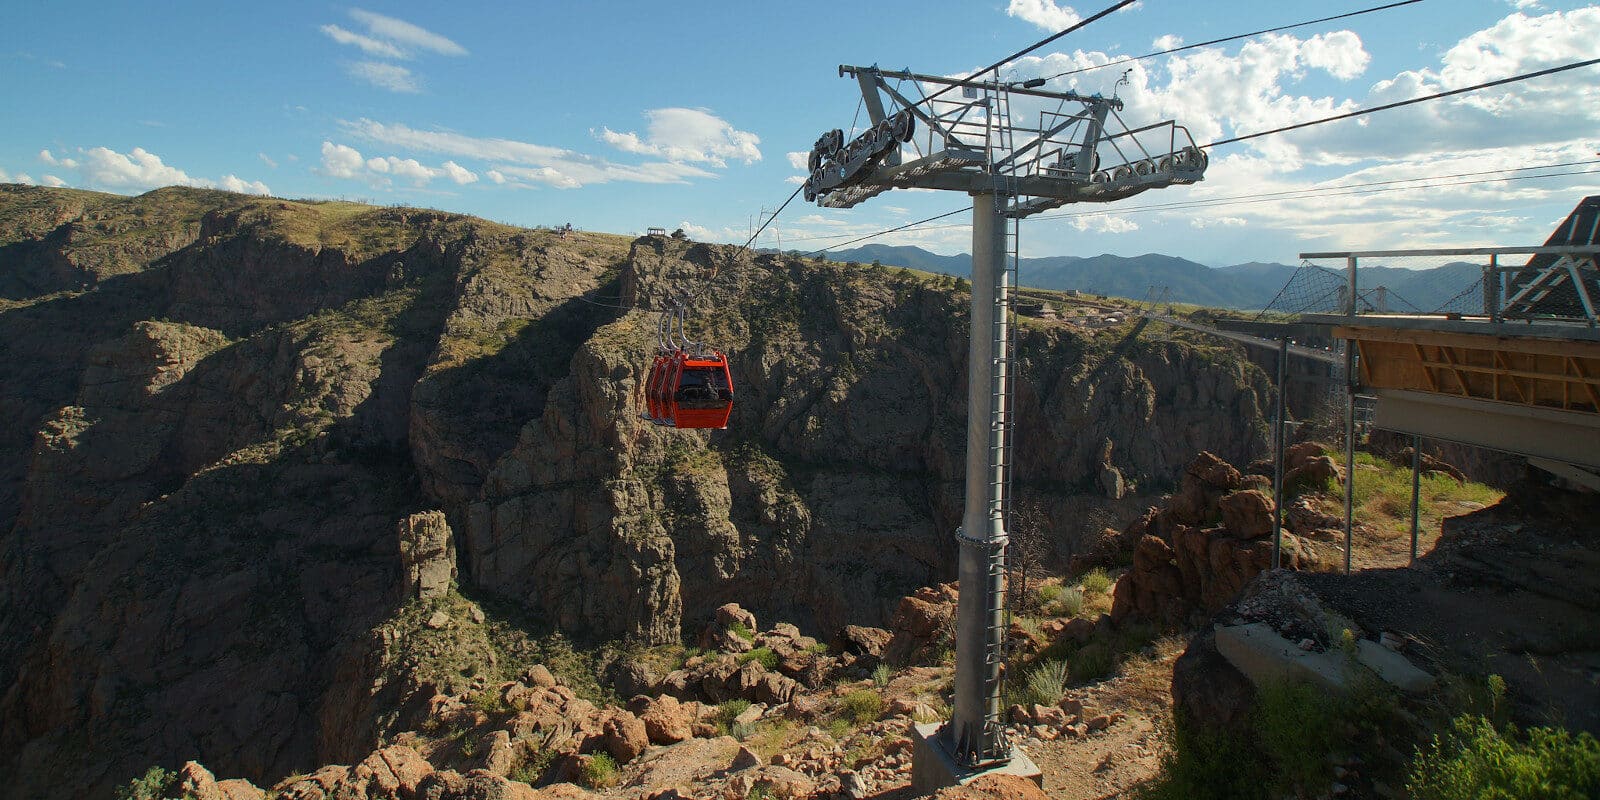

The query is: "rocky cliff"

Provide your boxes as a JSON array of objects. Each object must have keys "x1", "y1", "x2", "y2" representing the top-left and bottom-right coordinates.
[{"x1": 0, "y1": 185, "x2": 1272, "y2": 798}]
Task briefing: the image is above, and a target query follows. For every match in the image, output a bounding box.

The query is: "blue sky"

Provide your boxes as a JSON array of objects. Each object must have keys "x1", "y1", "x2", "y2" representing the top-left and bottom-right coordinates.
[{"x1": 3, "y1": 1, "x2": 1597, "y2": 266}]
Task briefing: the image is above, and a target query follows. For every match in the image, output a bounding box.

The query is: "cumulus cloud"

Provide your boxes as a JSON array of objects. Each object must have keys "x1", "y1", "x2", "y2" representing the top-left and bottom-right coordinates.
[
  {"x1": 485, "y1": 169, "x2": 507, "y2": 184},
  {"x1": 347, "y1": 61, "x2": 419, "y2": 93},
  {"x1": 596, "y1": 108, "x2": 761, "y2": 167},
  {"x1": 318, "y1": 140, "x2": 486, "y2": 190},
  {"x1": 219, "y1": 174, "x2": 271, "y2": 194},
  {"x1": 39, "y1": 149, "x2": 78, "y2": 168},
  {"x1": 33, "y1": 146, "x2": 270, "y2": 194},
  {"x1": 342, "y1": 118, "x2": 720, "y2": 188},
  {"x1": 786, "y1": 151, "x2": 810, "y2": 170},
  {"x1": 441, "y1": 160, "x2": 477, "y2": 185},
  {"x1": 80, "y1": 146, "x2": 203, "y2": 188},
  {"x1": 319, "y1": 142, "x2": 367, "y2": 179},
  {"x1": 1007, "y1": 0, "x2": 1080, "y2": 31},
  {"x1": 1069, "y1": 214, "x2": 1139, "y2": 234}
]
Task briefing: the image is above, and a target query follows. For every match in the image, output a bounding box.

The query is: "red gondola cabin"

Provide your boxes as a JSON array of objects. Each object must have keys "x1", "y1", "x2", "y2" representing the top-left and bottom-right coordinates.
[{"x1": 645, "y1": 350, "x2": 734, "y2": 430}]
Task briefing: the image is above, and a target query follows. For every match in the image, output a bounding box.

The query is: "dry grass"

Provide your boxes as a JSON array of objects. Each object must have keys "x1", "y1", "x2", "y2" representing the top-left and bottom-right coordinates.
[{"x1": 1104, "y1": 635, "x2": 1189, "y2": 714}]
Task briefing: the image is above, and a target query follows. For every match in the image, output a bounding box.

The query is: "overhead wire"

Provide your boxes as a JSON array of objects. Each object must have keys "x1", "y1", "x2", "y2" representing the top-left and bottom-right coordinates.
[
  {"x1": 923, "y1": 0, "x2": 1141, "y2": 106},
  {"x1": 781, "y1": 160, "x2": 1600, "y2": 249},
  {"x1": 1039, "y1": 0, "x2": 1424, "y2": 82},
  {"x1": 1204, "y1": 56, "x2": 1600, "y2": 149}
]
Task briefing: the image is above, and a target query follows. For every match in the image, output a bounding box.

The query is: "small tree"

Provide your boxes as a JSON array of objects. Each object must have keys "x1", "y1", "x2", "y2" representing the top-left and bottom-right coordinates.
[
  {"x1": 670, "y1": 228, "x2": 688, "y2": 239},
  {"x1": 1006, "y1": 497, "x2": 1053, "y2": 613}
]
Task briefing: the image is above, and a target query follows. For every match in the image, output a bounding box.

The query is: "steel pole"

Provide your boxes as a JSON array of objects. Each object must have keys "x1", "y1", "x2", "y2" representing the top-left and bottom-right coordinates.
[
  {"x1": 1410, "y1": 434, "x2": 1422, "y2": 563},
  {"x1": 949, "y1": 193, "x2": 1008, "y2": 764},
  {"x1": 1272, "y1": 337, "x2": 1288, "y2": 569},
  {"x1": 1343, "y1": 343, "x2": 1356, "y2": 575}
]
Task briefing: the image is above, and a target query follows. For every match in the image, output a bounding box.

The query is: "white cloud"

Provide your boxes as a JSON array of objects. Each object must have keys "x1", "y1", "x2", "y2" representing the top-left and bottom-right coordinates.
[
  {"x1": 38, "y1": 149, "x2": 78, "y2": 168},
  {"x1": 1007, "y1": 0, "x2": 1080, "y2": 31},
  {"x1": 318, "y1": 140, "x2": 487, "y2": 190},
  {"x1": 1069, "y1": 214, "x2": 1139, "y2": 234},
  {"x1": 1153, "y1": 34, "x2": 1183, "y2": 50},
  {"x1": 786, "y1": 151, "x2": 809, "y2": 170},
  {"x1": 347, "y1": 61, "x2": 419, "y2": 93},
  {"x1": 35, "y1": 146, "x2": 271, "y2": 195},
  {"x1": 79, "y1": 146, "x2": 201, "y2": 188},
  {"x1": 320, "y1": 141, "x2": 367, "y2": 179},
  {"x1": 343, "y1": 118, "x2": 719, "y2": 188},
  {"x1": 320, "y1": 24, "x2": 406, "y2": 59},
  {"x1": 258, "y1": 152, "x2": 278, "y2": 169},
  {"x1": 3, "y1": 171, "x2": 36, "y2": 185},
  {"x1": 218, "y1": 174, "x2": 271, "y2": 195},
  {"x1": 347, "y1": 9, "x2": 467, "y2": 57},
  {"x1": 596, "y1": 108, "x2": 761, "y2": 167},
  {"x1": 1189, "y1": 216, "x2": 1248, "y2": 229},
  {"x1": 485, "y1": 169, "x2": 507, "y2": 184},
  {"x1": 1298, "y1": 31, "x2": 1370, "y2": 81},
  {"x1": 441, "y1": 160, "x2": 477, "y2": 185}
]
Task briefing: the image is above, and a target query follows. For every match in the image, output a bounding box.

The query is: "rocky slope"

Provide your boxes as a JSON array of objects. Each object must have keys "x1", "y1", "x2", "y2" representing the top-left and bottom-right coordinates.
[{"x1": 0, "y1": 185, "x2": 1273, "y2": 798}]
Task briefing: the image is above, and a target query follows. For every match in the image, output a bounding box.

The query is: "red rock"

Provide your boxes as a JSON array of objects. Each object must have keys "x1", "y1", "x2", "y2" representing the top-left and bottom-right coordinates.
[
  {"x1": 1219, "y1": 489, "x2": 1275, "y2": 539},
  {"x1": 640, "y1": 695, "x2": 692, "y2": 744},
  {"x1": 933, "y1": 774, "x2": 1050, "y2": 799},
  {"x1": 350, "y1": 745, "x2": 432, "y2": 799},
  {"x1": 601, "y1": 713, "x2": 649, "y2": 763}
]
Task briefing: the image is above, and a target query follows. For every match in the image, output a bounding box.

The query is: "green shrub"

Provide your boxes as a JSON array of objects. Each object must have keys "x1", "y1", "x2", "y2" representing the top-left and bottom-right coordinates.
[
  {"x1": 113, "y1": 766, "x2": 173, "y2": 800},
  {"x1": 1043, "y1": 587, "x2": 1085, "y2": 618},
  {"x1": 716, "y1": 699, "x2": 752, "y2": 733},
  {"x1": 1033, "y1": 583, "x2": 1064, "y2": 606},
  {"x1": 728, "y1": 622, "x2": 756, "y2": 642},
  {"x1": 1136, "y1": 715, "x2": 1267, "y2": 800},
  {"x1": 1069, "y1": 643, "x2": 1114, "y2": 684},
  {"x1": 1013, "y1": 659, "x2": 1069, "y2": 707},
  {"x1": 1254, "y1": 680, "x2": 1338, "y2": 792},
  {"x1": 581, "y1": 753, "x2": 618, "y2": 789},
  {"x1": 872, "y1": 662, "x2": 892, "y2": 688},
  {"x1": 730, "y1": 720, "x2": 757, "y2": 741},
  {"x1": 510, "y1": 749, "x2": 554, "y2": 785},
  {"x1": 840, "y1": 690, "x2": 885, "y2": 725},
  {"x1": 739, "y1": 647, "x2": 779, "y2": 670},
  {"x1": 1079, "y1": 568, "x2": 1113, "y2": 596},
  {"x1": 1408, "y1": 715, "x2": 1600, "y2": 800}
]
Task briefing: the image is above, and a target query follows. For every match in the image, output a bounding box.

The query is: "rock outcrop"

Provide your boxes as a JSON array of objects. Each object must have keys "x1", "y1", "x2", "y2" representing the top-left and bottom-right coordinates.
[
  {"x1": 0, "y1": 186, "x2": 1275, "y2": 798},
  {"x1": 1110, "y1": 452, "x2": 1332, "y2": 627}
]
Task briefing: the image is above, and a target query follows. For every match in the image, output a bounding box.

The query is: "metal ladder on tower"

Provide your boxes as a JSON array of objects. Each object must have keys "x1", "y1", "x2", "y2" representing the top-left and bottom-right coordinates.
[{"x1": 979, "y1": 80, "x2": 1022, "y2": 760}]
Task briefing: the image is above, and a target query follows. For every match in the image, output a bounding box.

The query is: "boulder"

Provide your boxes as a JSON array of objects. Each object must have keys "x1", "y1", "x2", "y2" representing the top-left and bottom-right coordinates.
[
  {"x1": 715, "y1": 602, "x2": 757, "y2": 632},
  {"x1": 639, "y1": 695, "x2": 693, "y2": 744},
  {"x1": 351, "y1": 746, "x2": 433, "y2": 799},
  {"x1": 460, "y1": 770, "x2": 542, "y2": 800},
  {"x1": 416, "y1": 770, "x2": 468, "y2": 800},
  {"x1": 601, "y1": 712, "x2": 650, "y2": 763},
  {"x1": 1218, "y1": 490, "x2": 1275, "y2": 539},
  {"x1": 174, "y1": 762, "x2": 227, "y2": 800},
  {"x1": 832, "y1": 625, "x2": 892, "y2": 658}
]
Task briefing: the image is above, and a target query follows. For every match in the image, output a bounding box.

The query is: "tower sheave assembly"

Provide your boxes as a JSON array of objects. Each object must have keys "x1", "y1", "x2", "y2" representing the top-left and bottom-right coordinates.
[{"x1": 803, "y1": 64, "x2": 1208, "y2": 788}]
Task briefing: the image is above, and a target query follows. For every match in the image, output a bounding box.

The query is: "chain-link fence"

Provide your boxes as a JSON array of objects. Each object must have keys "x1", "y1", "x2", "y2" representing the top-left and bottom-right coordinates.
[{"x1": 1262, "y1": 247, "x2": 1600, "y2": 324}]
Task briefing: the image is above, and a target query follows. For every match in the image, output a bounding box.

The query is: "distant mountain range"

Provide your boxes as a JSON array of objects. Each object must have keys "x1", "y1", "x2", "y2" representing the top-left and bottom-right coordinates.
[{"x1": 814, "y1": 244, "x2": 1486, "y2": 312}]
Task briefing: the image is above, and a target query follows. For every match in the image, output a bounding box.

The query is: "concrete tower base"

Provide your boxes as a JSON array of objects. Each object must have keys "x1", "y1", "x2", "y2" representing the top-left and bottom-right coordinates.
[{"x1": 909, "y1": 722, "x2": 1043, "y2": 794}]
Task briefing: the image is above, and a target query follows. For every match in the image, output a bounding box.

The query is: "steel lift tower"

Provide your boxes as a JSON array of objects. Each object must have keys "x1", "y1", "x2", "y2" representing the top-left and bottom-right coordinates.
[{"x1": 802, "y1": 65, "x2": 1209, "y2": 789}]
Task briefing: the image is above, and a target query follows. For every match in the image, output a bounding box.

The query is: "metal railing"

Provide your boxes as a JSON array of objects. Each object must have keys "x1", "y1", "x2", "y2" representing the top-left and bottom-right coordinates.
[{"x1": 1299, "y1": 246, "x2": 1600, "y2": 327}]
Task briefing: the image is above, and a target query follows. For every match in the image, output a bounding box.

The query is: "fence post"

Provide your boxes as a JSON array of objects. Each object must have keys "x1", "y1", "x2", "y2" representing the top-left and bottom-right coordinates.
[{"x1": 1485, "y1": 254, "x2": 1501, "y2": 322}]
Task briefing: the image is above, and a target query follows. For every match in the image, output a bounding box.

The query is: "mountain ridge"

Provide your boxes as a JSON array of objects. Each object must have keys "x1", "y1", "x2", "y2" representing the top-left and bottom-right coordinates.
[{"x1": 815, "y1": 243, "x2": 1487, "y2": 312}]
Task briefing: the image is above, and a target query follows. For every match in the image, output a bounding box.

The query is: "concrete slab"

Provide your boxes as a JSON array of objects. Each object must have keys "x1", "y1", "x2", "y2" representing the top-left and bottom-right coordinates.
[
  {"x1": 1356, "y1": 639, "x2": 1436, "y2": 693},
  {"x1": 1214, "y1": 622, "x2": 1354, "y2": 694},
  {"x1": 910, "y1": 722, "x2": 1042, "y2": 794}
]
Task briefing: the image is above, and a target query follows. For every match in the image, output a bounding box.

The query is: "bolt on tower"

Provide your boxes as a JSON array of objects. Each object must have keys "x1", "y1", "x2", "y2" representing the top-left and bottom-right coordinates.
[{"x1": 802, "y1": 64, "x2": 1209, "y2": 784}]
